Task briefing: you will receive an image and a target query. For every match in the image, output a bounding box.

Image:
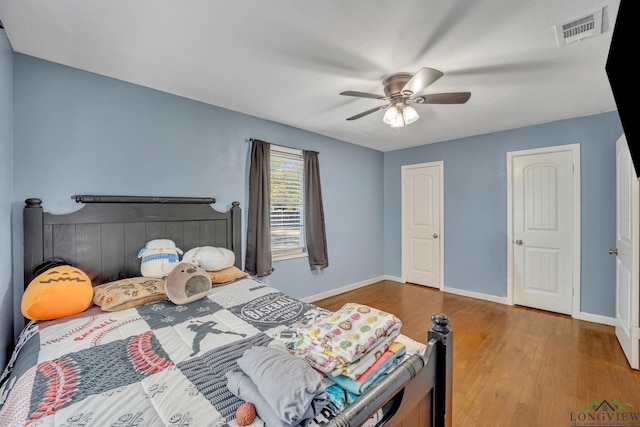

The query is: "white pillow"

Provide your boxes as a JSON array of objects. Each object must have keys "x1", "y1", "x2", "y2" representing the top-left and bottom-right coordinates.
[{"x1": 182, "y1": 246, "x2": 235, "y2": 271}]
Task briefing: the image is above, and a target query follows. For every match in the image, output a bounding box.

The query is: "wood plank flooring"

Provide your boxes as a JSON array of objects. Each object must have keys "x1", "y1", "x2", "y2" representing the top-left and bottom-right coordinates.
[{"x1": 313, "y1": 280, "x2": 640, "y2": 427}]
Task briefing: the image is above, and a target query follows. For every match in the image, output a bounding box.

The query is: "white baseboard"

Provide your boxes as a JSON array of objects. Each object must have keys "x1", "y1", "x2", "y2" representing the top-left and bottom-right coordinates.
[
  {"x1": 442, "y1": 287, "x2": 617, "y2": 326},
  {"x1": 304, "y1": 277, "x2": 509, "y2": 306},
  {"x1": 303, "y1": 278, "x2": 618, "y2": 328},
  {"x1": 383, "y1": 275, "x2": 403, "y2": 283},
  {"x1": 387, "y1": 278, "x2": 509, "y2": 305},
  {"x1": 578, "y1": 312, "x2": 618, "y2": 327},
  {"x1": 442, "y1": 286, "x2": 509, "y2": 305},
  {"x1": 301, "y1": 276, "x2": 386, "y2": 303}
]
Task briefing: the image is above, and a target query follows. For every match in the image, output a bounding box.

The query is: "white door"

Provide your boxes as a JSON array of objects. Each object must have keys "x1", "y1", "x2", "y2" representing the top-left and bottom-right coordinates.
[
  {"x1": 402, "y1": 162, "x2": 442, "y2": 289},
  {"x1": 511, "y1": 147, "x2": 576, "y2": 315},
  {"x1": 614, "y1": 134, "x2": 639, "y2": 370}
]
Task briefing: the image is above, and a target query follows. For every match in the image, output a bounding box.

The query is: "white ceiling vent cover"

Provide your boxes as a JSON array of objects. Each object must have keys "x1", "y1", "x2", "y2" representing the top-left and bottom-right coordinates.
[{"x1": 555, "y1": 7, "x2": 604, "y2": 46}]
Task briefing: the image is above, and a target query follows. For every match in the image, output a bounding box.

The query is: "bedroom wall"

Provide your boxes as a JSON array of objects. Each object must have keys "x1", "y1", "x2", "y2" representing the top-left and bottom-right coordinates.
[
  {"x1": 7, "y1": 52, "x2": 625, "y2": 345},
  {"x1": 0, "y1": 29, "x2": 14, "y2": 369},
  {"x1": 383, "y1": 112, "x2": 624, "y2": 318},
  {"x1": 11, "y1": 54, "x2": 385, "y2": 330}
]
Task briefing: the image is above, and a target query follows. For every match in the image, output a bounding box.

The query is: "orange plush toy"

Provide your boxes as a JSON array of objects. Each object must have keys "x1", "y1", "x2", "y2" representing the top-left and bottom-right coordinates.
[{"x1": 21, "y1": 259, "x2": 94, "y2": 320}]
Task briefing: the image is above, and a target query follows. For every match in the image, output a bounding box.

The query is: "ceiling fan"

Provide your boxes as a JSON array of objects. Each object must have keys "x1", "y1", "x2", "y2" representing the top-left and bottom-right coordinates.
[{"x1": 340, "y1": 67, "x2": 471, "y2": 127}]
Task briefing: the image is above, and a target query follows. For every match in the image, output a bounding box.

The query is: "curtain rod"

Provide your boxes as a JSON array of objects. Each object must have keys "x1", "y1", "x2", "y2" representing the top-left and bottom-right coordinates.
[{"x1": 248, "y1": 138, "x2": 319, "y2": 155}]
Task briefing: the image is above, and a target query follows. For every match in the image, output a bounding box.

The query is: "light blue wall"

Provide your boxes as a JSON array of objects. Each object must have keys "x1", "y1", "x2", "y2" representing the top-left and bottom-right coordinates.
[
  {"x1": 4, "y1": 50, "x2": 626, "y2": 358},
  {"x1": 383, "y1": 112, "x2": 624, "y2": 317},
  {"x1": 0, "y1": 30, "x2": 13, "y2": 369},
  {"x1": 11, "y1": 54, "x2": 384, "y2": 324}
]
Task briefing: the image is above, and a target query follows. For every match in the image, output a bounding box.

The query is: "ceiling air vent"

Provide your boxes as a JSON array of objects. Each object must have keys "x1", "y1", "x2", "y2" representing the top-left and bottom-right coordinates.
[{"x1": 555, "y1": 7, "x2": 604, "y2": 46}]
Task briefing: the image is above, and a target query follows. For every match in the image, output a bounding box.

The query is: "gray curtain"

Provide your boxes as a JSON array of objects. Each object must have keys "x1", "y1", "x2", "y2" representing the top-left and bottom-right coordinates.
[
  {"x1": 304, "y1": 150, "x2": 329, "y2": 270},
  {"x1": 245, "y1": 139, "x2": 274, "y2": 277}
]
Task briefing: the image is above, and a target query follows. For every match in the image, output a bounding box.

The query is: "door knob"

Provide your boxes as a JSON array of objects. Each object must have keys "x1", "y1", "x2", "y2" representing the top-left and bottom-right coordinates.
[
  {"x1": 515, "y1": 240, "x2": 523, "y2": 245},
  {"x1": 609, "y1": 249, "x2": 619, "y2": 255},
  {"x1": 433, "y1": 233, "x2": 439, "y2": 239}
]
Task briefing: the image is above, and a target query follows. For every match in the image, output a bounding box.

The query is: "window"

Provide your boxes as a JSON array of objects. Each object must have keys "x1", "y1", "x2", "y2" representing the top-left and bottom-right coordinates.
[{"x1": 270, "y1": 145, "x2": 306, "y2": 260}]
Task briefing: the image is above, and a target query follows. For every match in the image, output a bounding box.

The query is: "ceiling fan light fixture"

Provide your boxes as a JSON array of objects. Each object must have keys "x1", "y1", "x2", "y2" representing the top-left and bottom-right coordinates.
[
  {"x1": 384, "y1": 103, "x2": 418, "y2": 127},
  {"x1": 389, "y1": 114, "x2": 406, "y2": 128},
  {"x1": 383, "y1": 105, "x2": 400, "y2": 125},
  {"x1": 403, "y1": 105, "x2": 419, "y2": 125}
]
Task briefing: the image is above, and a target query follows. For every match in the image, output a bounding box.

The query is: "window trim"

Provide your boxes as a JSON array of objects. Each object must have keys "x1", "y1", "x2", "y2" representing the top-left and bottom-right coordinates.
[{"x1": 269, "y1": 144, "x2": 308, "y2": 261}]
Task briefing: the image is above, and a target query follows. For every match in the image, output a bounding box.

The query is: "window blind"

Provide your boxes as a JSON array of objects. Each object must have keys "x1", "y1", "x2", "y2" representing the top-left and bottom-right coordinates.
[{"x1": 270, "y1": 145, "x2": 306, "y2": 259}]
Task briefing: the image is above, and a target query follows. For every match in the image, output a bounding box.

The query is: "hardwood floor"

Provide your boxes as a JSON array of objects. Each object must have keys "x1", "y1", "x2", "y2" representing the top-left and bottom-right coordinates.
[{"x1": 313, "y1": 280, "x2": 640, "y2": 427}]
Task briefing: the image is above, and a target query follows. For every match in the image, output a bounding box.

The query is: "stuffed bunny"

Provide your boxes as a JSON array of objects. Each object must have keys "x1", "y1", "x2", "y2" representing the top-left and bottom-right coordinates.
[{"x1": 138, "y1": 239, "x2": 183, "y2": 278}]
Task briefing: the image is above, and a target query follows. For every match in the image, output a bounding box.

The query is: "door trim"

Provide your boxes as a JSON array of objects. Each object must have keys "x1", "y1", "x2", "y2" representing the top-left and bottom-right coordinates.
[
  {"x1": 506, "y1": 144, "x2": 581, "y2": 318},
  {"x1": 615, "y1": 134, "x2": 639, "y2": 369},
  {"x1": 401, "y1": 161, "x2": 444, "y2": 290}
]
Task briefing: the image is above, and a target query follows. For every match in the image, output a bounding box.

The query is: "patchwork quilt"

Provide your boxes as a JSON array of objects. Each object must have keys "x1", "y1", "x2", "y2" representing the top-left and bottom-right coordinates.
[{"x1": 0, "y1": 278, "x2": 339, "y2": 427}]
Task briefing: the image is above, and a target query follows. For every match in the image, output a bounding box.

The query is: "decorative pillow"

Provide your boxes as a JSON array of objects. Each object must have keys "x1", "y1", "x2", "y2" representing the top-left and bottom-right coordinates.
[
  {"x1": 22, "y1": 261, "x2": 94, "y2": 320},
  {"x1": 182, "y1": 246, "x2": 235, "y2": 271},
  {"x1": 166, "y1": 262, "x2": 212, "y2": 305},
  {"x1": 93, "y1": 277, "x2": 167, "y2": 311},
  {"x1": 137, "y1": 239, "x2": 183, "y2": 278},
  {"x1": 207, "y1": 266, "x2": 249, "y2": 284}
]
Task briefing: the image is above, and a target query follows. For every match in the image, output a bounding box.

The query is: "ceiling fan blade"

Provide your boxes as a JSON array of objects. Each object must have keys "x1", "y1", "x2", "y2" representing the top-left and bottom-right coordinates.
[
  {"x1": 346, "y1": 104, "x2": 388, "y2": 121},
  {"x1": 401, "y1": 67, "x2": 444, "y2": 96},
  {"x1": 416, "y1": 92, "x2": 471, "y2": 104},
  {"x1": 340, "y1": 90, "x2": 388, "y2": 100}
]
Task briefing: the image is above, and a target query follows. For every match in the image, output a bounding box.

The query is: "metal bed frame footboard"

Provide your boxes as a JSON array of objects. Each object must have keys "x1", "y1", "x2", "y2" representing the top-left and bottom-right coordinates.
[{"x1": 326, "y1": 314, "x2": 453, "y2": 427}]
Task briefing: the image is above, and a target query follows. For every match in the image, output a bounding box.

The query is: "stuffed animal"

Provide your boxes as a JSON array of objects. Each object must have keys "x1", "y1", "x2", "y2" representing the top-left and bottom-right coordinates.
[
  {"x1": 22, "y1": 258, "x2": 93, "y2": 320},
  {"x1": 182, "y1": 246, "x2": 235, "y2": 271},
  {"x1": 165, "y1": 262, "x2": 212, "y2": 305},
  {"x1": 138, "y1": 239, "x2": 183, "y2": 278}
]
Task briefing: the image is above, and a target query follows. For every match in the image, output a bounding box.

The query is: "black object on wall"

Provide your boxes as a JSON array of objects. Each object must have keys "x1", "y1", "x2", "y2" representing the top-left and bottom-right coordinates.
[{"x1": 606, "y1": 0, "x2": 639, "y2": 177}]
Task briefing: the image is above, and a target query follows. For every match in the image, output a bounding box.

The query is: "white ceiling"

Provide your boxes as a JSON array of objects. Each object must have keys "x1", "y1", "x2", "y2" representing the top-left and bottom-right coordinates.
[{"x1": 0, "y1": 0, "x2": 621, "y2": 152}]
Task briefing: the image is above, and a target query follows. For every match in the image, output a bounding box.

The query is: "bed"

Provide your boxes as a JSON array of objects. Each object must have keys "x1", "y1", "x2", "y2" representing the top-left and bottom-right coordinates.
[{"x1": 1, "y1": 195, "x2": 452, "y2": 427}]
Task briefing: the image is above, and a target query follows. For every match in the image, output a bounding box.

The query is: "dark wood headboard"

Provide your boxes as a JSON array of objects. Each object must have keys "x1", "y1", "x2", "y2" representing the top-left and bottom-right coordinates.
[{"x1": 23, "y1": 196, "x2": 242, "y2": 288}]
